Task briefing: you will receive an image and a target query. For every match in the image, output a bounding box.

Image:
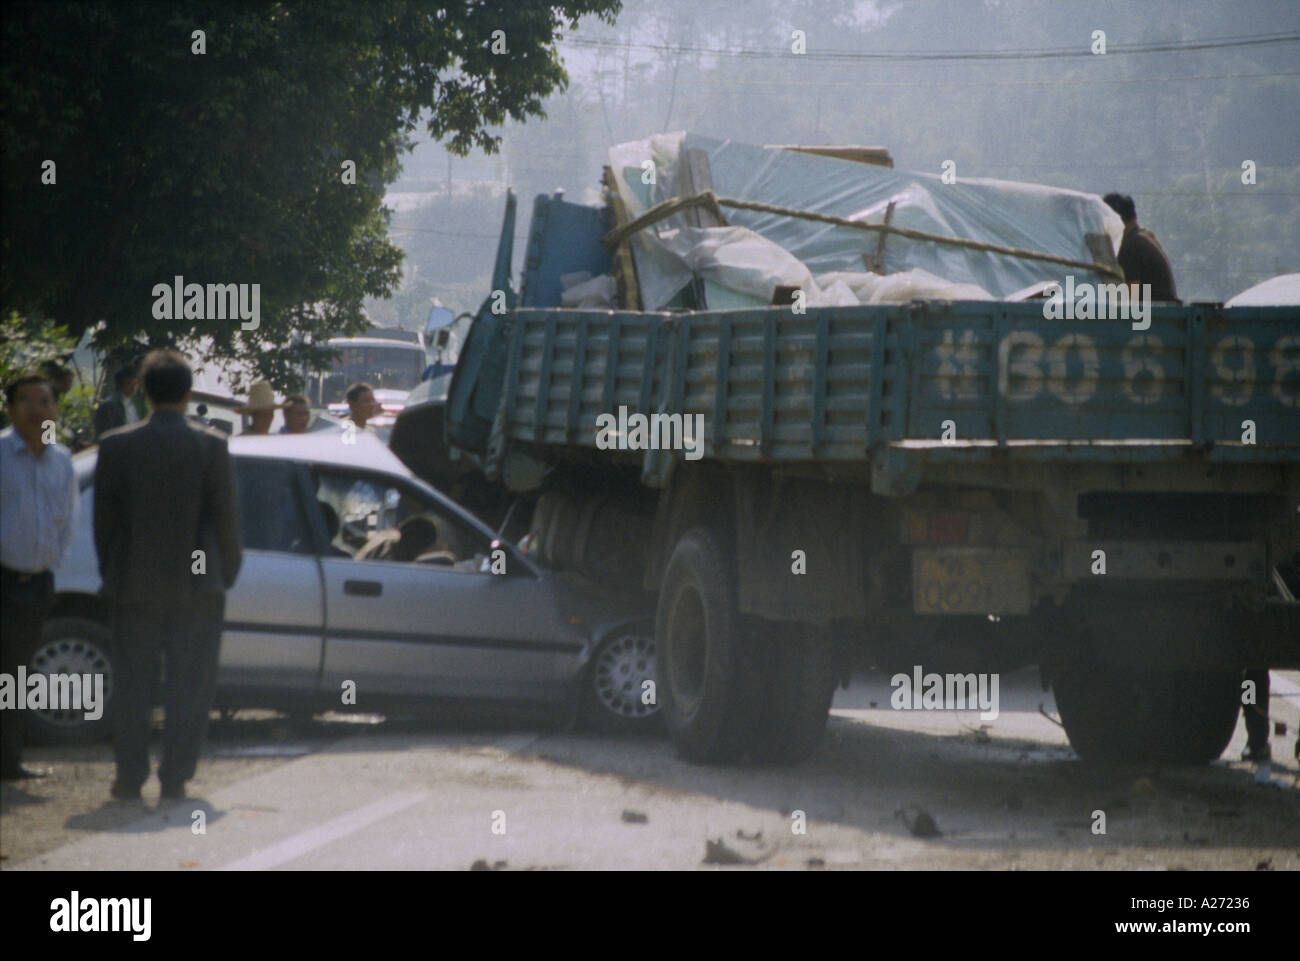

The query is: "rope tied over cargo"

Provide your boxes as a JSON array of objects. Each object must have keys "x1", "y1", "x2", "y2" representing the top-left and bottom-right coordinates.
[{"x1": 603, "y1": 189, "x2": 1124, "y2": 282}]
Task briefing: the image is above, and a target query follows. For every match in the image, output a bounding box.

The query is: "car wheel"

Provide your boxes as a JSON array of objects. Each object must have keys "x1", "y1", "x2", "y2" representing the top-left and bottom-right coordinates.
[
  {"x1": 581, "y1": 629, "x2": 661, "y2": 735},
  {"x1": 23, "y1": 616, "x2": 116, "y2": 746}
]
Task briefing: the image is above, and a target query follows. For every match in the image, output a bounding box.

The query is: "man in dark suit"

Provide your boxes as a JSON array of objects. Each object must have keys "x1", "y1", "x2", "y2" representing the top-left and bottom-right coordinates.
[
  {"x1": 93, "y1": 365, "x2": 141, "y2": 440},
  {"x1": 94, "y1": 349, "x2": 242, "y2": 801}
]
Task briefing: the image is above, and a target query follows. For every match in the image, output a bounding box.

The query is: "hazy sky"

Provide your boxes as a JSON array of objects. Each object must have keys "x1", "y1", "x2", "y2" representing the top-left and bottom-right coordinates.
[{"x1": 382, "y1": 0, "x2": 1298, "y2": 307}]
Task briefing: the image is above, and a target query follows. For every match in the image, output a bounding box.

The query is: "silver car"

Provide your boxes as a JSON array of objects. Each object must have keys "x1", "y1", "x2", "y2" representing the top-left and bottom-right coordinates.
[{"x1": 32, "y1": 432, "x2": 657, "y2": 743}]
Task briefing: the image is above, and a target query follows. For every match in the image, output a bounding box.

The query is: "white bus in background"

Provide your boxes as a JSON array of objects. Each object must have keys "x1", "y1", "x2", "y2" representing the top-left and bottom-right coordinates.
[{"x1": 306, "y1": 327, "x2": 428, "y2": 436}]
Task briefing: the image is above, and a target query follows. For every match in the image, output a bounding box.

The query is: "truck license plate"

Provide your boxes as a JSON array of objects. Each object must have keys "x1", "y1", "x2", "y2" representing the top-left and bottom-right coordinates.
[{"x1": 912, "y1": 548, "x2": 1030, "y2": 615}]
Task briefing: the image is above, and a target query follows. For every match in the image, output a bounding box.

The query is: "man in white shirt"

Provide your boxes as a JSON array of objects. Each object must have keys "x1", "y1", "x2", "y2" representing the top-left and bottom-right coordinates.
[
  {"x1": 1, "y1": 372, "x2": 79, "y2": 779},
  {"x1": 345, "y1": 382, "x2": 378, "y2": 432}
]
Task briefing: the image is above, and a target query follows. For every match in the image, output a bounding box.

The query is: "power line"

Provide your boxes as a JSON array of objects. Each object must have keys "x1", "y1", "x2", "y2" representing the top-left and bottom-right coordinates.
[
  {"x1": 388, "y1": 226, "x2": 502, "y2": 239},
  {"x1": 971, "y1": 161, "x2": 1300, "y2": 169},
  {"x1": 559, "y1": 32, "x2": 1300, "y2": 63},
  {"x1": 675, "y1": 70, "x2": 1299, "y2": 88},
  {"x1": 1097, "y1": 191, "x2": 1298, "y2": 197}
]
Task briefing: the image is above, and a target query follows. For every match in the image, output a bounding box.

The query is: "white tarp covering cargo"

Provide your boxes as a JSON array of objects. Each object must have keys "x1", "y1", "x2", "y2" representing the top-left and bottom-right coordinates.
[
  {"x1": 607, "y1": 132, "x2": 1124, "y2": 310},
  {"x1": 1225, "y1": 273, "x2": 1300, "y2": 307}
]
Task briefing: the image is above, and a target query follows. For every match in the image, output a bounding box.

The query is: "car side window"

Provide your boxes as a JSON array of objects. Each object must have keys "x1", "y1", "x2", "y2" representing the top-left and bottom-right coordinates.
[
  {"x1": 233, "y1": 457, "x2": 313, "y2": 554},
  {"x1": 311, "y1": 469, "x2": 495, "y2": 571}
]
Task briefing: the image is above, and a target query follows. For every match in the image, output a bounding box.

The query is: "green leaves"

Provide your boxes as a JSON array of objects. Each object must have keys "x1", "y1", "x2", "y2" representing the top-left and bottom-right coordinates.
[{"x1": 1, "y1": 0, "x2": 621, "y2": 386}]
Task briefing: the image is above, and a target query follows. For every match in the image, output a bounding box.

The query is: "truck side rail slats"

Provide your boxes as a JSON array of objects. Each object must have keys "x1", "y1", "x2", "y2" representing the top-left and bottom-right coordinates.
[
  {"x1": 532, "y1": 313, "x2": 558, "y2": 443},
  {"x1": 565, "y1": 314, "x2": 590, "y2": 444},
  {"x1": 713, "y1": 315, "x2": 731, "y2": 451},
  {"x1": 494, "y1": 303, "x2": 1299, "y2": 484},
  {"x1": 866, "y1": 314, "x2": 888, "y2": 450},
  {"x1": 1188, "y1": 310, "x2": 1206, "y2": 447},
  {"x1": 761, "y1": 312, "x2": 777, "y2": 457},
  {"x1": 812, "y1": 313, "x2": 829, "y2": 456}
]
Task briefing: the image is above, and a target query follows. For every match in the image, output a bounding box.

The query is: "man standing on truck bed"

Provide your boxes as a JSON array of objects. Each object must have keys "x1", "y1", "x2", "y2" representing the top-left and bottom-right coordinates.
[{"x1": 1103, "y1": 193, "x2": 1179, "y2": 302}]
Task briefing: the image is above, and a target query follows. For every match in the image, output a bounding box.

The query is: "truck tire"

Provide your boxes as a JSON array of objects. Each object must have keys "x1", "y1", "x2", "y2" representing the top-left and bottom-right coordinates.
[
  {"x1": 1053, "y1": 662, "x2": 1240, "y2": 764},
  {"x1": 23, "y1": 616, "x2": 116, "y2": 746},
  {"x1": 655, "y1": 527, "x2": 765, "y2": 763},
  {"x1": 751, "y1": 623, "x2": 837, "y2": 764}
]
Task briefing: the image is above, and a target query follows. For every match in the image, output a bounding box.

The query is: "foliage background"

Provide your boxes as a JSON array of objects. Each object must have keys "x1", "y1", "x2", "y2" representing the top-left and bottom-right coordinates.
[
  {"x1": 0, "y1": 313, "x2": 96, "y2": 444},
  {"x1": 1, "y1": 0, "x2": 621, "y2": 392}
]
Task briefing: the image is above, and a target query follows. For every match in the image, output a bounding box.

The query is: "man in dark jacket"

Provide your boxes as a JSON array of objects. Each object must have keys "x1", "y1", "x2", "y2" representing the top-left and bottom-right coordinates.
[
  {"x1": 93, "y1": 365, "x2": 141, "y2": 440},
  {"x1": 94, "y1": 349, "x2": 242, "y2": 801},
  {"x1": 1103, "y1": 193, "x2": 1179, "y2": 303}
]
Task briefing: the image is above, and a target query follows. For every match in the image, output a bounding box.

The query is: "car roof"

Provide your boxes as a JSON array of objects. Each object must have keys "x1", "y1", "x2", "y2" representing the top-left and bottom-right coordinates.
[
  {"x1": 326, "y1": 337, "x2": 426, "y2": 351},
  {"x1": 70, "y1": 424, "x2": 538, "y2": 573},
  {"x1": 75, "y1": 429, "x2": 413, "y2": 478},
  {"x1": 228, "y1": 430, "x2": 412, "y2": 474}
]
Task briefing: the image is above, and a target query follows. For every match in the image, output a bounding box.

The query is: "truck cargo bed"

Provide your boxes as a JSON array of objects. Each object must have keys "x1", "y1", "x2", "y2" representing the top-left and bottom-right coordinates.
[{"x1": 484, "y1": 301, "x2": 1299, "y2": 491}]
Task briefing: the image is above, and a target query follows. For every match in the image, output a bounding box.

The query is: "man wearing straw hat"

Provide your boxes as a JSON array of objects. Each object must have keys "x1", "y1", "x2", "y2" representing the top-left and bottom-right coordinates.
[{"x1": 236, "y1": 380, "x2": 284, "y2": 435}]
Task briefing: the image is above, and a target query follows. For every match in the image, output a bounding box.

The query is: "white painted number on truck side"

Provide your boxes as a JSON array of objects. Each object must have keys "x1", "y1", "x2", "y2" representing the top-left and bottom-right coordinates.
[
  {"x1": 1209, "y1": 336, "x2": 1255, "y2": 407},
  {"x1": 997, "y1": 331, "x2": 1045, "y2": 402},
  {"x1": 934, "y1": 329, "x2": 982, "y2": 401},
  {"x1": 1269, "y1": 335, "x2": 1300, "y2": 408},
  {"x1": 1045, "y1": 333, "x2": 1099, "y2": 405},
  {"x1": 1121, "y1": 334, "x2": 1165, "y2": 405},
  {"x1": 977, "y1": 330, "x2": 1295, "y2": 407},
  {"x1": 994, "y1": 331, "x2": 1099, "y2": 404}
]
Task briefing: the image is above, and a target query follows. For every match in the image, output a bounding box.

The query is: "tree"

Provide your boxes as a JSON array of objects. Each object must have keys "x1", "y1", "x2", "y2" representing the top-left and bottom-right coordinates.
[
  {"x1": 0, "y1": 312, "x2": 97, "y2": 446},
  {"x1": 1, "y1": 0, "x2": 621, "y2": 387}
]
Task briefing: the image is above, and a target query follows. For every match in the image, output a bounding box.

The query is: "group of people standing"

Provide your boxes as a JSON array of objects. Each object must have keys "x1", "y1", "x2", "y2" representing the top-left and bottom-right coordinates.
[
  {"x1": 236, "y1": 379, "x2": 379, "y2": 436},
  {"x1": 2, "y1": 350, "x2": 242, "y2": 798},
  {"x1": 2, "y1": 349, "x2": 389, "y2": 794},
  {"x1": 236, "y1": 380, "x2": 312, "y2": 435}
]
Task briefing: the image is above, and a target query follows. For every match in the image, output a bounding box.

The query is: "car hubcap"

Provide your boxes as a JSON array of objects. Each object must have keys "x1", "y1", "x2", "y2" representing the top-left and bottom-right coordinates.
[
  {"x1": 594, "y1": 633, "x2": 659, "y2": 719},
  {"x1": 27, "y1": 636, "x2": 113, "y2": 728}
]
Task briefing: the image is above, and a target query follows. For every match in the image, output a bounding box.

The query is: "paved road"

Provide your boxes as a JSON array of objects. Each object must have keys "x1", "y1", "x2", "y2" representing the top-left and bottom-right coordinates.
[{"x1": 7, "y1": 669, "x2": 1298, "y2": 870}]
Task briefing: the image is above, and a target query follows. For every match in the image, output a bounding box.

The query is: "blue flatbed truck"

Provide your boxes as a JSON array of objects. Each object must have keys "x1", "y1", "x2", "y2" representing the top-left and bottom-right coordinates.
[{"x1": 447, "y1": 188, "x2": 1300, "y2": 765}]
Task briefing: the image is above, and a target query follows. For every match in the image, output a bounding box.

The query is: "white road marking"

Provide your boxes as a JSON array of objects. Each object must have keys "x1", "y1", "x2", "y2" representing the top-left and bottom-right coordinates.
[
  {"x1": 215, "y1": 732, "x2": 538, "y2": 870},
  {"x1": 1271, "y1": 671, "x2": 1300, "y2": 697},
  {"x1": 218, "y1": 791, "x2": 429, "y2": 871}
]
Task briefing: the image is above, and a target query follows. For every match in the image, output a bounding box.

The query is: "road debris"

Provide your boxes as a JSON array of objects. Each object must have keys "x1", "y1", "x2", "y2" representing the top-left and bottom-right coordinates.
[{"x1": 703, "y1": 830, "x2": 775, "y2": 865}]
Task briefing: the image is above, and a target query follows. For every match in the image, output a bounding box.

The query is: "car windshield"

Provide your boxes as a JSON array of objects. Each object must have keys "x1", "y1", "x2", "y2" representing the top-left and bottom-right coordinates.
[{"x1": 317, "y1": 344, "x2": 425, "y2": 405}]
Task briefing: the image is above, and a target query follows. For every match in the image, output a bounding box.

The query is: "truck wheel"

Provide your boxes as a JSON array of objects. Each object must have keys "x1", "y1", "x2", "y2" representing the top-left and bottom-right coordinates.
[
  {"x1": 1053, "y1": 663, "x2": 1240, "y2": 764},
  {"x1": 751, "y1": 623, "x2": 837, "y2": 764},
  {"x1": 655, "y1": 527, "x2": 764, "y2": 762},
  {"x1": 23, "y1": 616, "x2": 116, "y2": 746}
]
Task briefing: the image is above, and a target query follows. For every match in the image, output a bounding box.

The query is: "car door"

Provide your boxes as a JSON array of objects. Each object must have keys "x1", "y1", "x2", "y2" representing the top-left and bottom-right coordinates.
[
  {"x1": 219, "y1": 455, "x2": 325, "y2": 694},
  {"x1": 309, "y1": 466, "x2": 582, "y2": 706}
]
